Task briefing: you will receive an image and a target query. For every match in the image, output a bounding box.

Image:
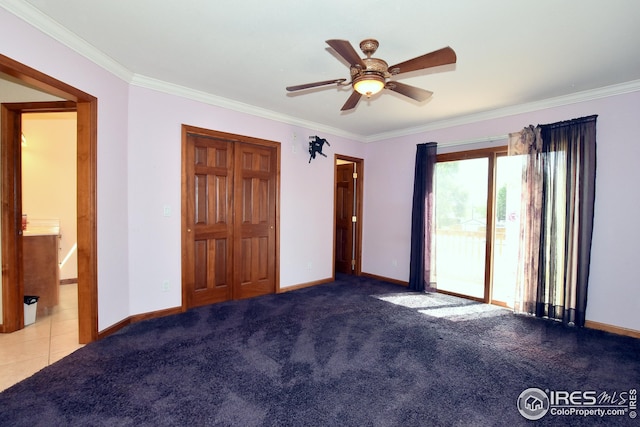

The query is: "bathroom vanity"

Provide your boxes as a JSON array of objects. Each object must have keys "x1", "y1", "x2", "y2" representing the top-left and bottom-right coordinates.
[{"x1": 23, "y1": 226, "x2": 60, "y2": 316}]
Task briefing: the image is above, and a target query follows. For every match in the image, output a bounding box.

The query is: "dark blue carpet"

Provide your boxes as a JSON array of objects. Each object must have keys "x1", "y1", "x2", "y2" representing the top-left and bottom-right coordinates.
[{"x1": 1, "y1": 274, "x2": 638, "y2": 426}]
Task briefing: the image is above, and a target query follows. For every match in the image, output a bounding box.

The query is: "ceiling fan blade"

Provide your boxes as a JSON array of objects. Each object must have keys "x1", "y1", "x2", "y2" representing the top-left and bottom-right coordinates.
[
  {"x1": 385, "y1": 81, "x2": 433, "y2": 102},
  {"x1": 286, "y1": 78, "x2": 346, "y2": 92},
  {"x1": 388, "y1": 47, "x2": 457, "y2": 75},
  {"x1": 341, "y1": 91, "x2": 362, "y2": 111},
  {"x1": 326, "y1": 39, "x2": 366, "y2": 68}
]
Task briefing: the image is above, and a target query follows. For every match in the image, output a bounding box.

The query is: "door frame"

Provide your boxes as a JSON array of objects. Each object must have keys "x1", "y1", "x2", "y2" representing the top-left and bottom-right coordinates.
[
  {"x1": 0, "y1": 54, "x2": 98, "y2": 343},
  {"x1": 435, "y1": 146, "x2": 506, "y2": 305},
  {"x1": 333, "y1": 154, "x2": 364, "y2": 277},
  {"x1": 180, "y1": 124, "x2": 281, "y2": 310}
]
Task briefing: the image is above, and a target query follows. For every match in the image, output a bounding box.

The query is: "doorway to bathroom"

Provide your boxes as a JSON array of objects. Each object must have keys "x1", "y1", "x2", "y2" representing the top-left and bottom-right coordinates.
[{"x1": 0, "y1": 52, "x2": 98, "y2": 343}]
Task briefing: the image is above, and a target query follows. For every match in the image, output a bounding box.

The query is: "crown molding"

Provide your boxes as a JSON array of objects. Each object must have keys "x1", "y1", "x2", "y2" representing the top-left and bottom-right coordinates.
[
  {"x1": 130, "y1": 74, "x2": 363, "y2": 141},
  {"x1": 0, "y1": 0, "x2": 133, "y2": 82},
  {"x1": 132, "y1": 74, "x2": 640, "y2": 145},
  {"x1": 364, "y1": 79, "x2": 640, "y2": 143},
  {"x1": 1, "y1": 0, "x2": 361, "y2": 140},
  {"x1": 4, "y1": 0, "x2": 640, "y2": 144}
]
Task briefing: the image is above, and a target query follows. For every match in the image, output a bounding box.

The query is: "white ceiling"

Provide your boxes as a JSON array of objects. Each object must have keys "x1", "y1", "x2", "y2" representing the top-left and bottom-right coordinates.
[{"x1": 4, "y1": 0, "x2": 640, "y2": 141}]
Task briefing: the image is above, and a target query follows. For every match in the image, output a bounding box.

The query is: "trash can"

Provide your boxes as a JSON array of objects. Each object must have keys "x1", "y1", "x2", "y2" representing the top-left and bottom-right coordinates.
[{"x1": 24, "y1": 295, "x2": 39, "y2": 326}]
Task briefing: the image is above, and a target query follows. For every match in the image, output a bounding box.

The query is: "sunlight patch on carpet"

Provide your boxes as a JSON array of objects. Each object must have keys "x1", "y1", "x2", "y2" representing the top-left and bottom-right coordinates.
[
  {"x1": 374, "y1": 293, "x2": 449, "y2": 309},
  {"x1": 418, "y1": 303, "x2": 509, "y2": 321},
  {"x1": 373, "y1": 292, "x2": 510, "y2": 322}
]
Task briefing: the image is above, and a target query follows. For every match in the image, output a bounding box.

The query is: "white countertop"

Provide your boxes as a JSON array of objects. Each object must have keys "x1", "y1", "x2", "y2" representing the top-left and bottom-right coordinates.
[{"x1": 23, "y1": 226, "x2": 60, "y2": 236}]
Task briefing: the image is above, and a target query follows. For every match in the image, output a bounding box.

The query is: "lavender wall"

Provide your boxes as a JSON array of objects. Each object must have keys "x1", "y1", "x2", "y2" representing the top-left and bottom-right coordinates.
[
  {"x1": 364, "y1": 90, "x2": 640, "y2": 332},
  {"x1": 126, "y1": 86, "x2": 366, "y2": 314},
  {"x1": 1, "y1": 8, "x2": 130, "y2": 329},
  {"x1": 2, "y1": 6, "x2": 639, "y2": 334},
  {"x1": 2, "y1": 8, "x2": 367, "y2": 331}
]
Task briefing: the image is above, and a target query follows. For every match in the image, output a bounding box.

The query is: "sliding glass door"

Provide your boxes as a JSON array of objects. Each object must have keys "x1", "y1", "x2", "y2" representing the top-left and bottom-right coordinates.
[
  {"x1": 435, "y1": 157, "x2": 488, "y2": 299},
  {"x1": 435, "y1": 148, "x2": 521, "y2": 306}
]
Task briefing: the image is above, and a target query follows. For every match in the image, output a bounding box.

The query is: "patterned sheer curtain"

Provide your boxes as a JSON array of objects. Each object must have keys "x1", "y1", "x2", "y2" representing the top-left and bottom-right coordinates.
[
  {"x1": 409, "y1": 142, "x2": 437, "y2": 292},
  {"x1": 509, "y1": 116, "x2": 597, "y2": 327},
  {"x1": 508, "y1": 126, "x2": 543, "y2": 317}
]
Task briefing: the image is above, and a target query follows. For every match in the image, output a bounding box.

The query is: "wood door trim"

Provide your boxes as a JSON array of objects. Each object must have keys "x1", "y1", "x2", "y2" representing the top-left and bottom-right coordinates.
[
  {"x1": 437, "y1": 146, "x2": 508, "y2": 162},
  {"x1": 484, "y1": 152, "x2": 497, "y2": 304},
  {"x1": 181, "y1": 125, "x2": 281, "y2": 310},
  {"x1": 0, "y1": 53, "x2": 98, "y2": 343},
  {"x1": 0, "y1": 105, "x2": 23, "y2": 332},
  {"x1": 333, "y1": 154, "x2": 364, "y2": 278},
  {"x1": 0, "y1": 54, "x2": 91, "y2": 102}
]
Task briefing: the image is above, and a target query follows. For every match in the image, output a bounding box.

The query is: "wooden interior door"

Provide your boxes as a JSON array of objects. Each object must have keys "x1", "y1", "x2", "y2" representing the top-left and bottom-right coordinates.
[
  {"x1": 183, "y1": 133, "x2": 234, "y2": 307},
  {"x1": 233, "y1": 142, "x2": 277, "y2": 299},
  {"x1": 335, "y1": 163, "x2": 354, "y2": 274}
]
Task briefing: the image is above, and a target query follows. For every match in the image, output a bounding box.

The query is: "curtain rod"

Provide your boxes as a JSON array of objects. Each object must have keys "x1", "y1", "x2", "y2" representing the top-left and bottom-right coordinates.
[{"x1": 439, "y1": 134, "x2": 509, "y2": 148}]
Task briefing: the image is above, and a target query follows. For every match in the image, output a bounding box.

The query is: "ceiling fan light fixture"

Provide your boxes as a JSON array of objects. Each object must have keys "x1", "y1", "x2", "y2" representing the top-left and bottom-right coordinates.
[
  {"x1": 353, "y1": 73, "x2": 385, "y2": 97},
  {"x1": 286, "y1": 39, "x2": 457, "y2": 111}
]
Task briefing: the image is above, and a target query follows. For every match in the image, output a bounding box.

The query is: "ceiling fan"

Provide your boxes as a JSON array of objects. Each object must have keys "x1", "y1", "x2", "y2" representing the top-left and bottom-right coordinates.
[{"x1": 286, "y1": 39, "x2": 457, "y2": 111}]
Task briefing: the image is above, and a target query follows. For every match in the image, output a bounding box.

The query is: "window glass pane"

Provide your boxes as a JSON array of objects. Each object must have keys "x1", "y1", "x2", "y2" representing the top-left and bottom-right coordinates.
[
  {"x1": 435, "y1": 158, "x2": 488, "y2": 299},
  {"x1": 491, "y1": 155, "x2": 523, "y2": 306}
]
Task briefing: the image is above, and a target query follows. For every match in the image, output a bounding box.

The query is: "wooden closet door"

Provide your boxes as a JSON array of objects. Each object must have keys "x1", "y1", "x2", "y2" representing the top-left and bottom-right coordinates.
[
  {"x1": 183, "y1": 127, "x2": 278, "y2": 309},
  {"x1": 184, "y1": 134, "x2": 234, "y2": 307},
  {"x1": 233, "y1": 142, "x2": 277, "y2": 299}
]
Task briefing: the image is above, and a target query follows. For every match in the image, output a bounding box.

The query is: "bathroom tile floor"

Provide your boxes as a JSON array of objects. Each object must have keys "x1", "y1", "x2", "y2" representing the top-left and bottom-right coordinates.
[{"x1": 0, "y1": 283, "x2": 83, "y2": 392}]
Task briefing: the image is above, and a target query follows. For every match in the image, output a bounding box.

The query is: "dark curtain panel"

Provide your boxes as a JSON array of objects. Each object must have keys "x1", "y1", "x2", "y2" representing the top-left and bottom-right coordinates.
[
  {"x1": 409, "y1": 142, "x2": 437, "y2": 292},
  {"x1": 538, "y1": 115, "x2": 597, "y2": 326}
]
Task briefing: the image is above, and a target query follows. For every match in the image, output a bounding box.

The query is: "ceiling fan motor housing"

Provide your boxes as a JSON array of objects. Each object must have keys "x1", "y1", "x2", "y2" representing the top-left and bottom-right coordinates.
[
  {"x1": 351, "y1": 57, "x2": 389, "y2": 78},
  {"x1": 352, "y1": 38, "x2": 390, "y2": 81}
]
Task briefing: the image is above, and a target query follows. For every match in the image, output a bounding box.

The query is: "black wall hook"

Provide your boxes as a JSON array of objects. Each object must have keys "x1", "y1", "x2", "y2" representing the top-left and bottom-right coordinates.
[{"x1": 308, "y1": 136, "x2": 330, "y2": 163}]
